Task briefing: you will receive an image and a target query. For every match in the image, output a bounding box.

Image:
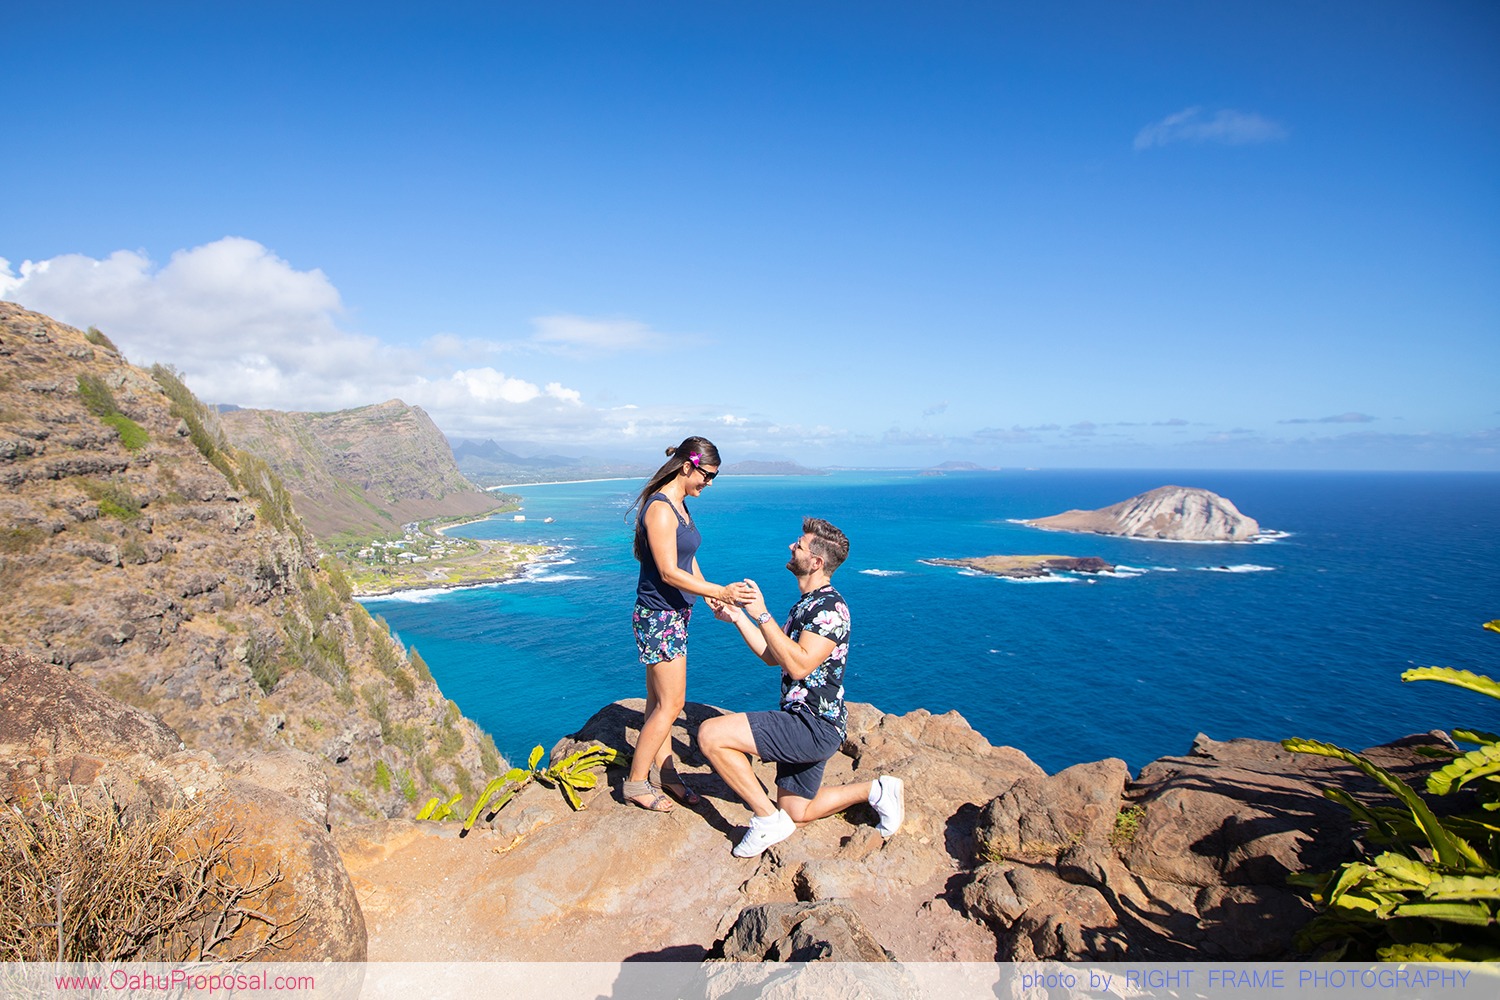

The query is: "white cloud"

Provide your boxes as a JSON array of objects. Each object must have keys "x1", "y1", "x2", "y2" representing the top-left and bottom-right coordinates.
[
  {"x1": 1134, "y1": 107, "x2": 1288, "y2": 151},
  {"x1": 446, "y1": 368, "x2": 543, "y2": 404},
  {"x1": 4, "y1": 239, "x2": 825, "y2": 455},
  {"x1": 530, "y1": 314, "x2": 668, "y2": 354},
  {"x1": 0, "y1": 238, "x2": 601, "y2": 443}
]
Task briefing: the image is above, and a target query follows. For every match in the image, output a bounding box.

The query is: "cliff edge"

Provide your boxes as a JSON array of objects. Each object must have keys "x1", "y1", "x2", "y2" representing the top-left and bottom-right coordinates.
[{"x1": 337, "y1": 699, "x2": 1442, "y2": 963}]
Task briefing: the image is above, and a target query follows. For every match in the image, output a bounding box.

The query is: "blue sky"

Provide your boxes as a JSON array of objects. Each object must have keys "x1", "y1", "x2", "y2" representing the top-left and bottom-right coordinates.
[{"x1": 3, "y1": 1, "x2": 1496, "y2": 470}]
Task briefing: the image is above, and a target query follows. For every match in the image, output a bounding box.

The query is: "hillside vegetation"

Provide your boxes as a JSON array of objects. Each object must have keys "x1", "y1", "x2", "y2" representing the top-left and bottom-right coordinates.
[
  {"x1": 220, "y1": 400, "x2": 505, "y2": 539},
  {"x1": 0, "y1": 302, "x2": 505, "y2": 822}
]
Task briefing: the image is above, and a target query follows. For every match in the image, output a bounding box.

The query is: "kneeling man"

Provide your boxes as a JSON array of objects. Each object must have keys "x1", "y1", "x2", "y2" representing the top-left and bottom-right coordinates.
[{"x1": 700, "y1": 517, "x2": 903, "y2": 857}]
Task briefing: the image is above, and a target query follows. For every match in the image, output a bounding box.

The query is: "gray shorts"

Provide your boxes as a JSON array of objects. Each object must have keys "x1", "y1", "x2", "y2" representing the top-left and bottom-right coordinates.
[{"x1": 746, "y1": 706, "x2": 844, "y2": 799}]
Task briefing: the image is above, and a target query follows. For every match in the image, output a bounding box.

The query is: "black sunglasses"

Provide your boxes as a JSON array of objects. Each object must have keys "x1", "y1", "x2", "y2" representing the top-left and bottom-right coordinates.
[{"x1": 695, "y1": 466, "x2": 719, "y2": 483}]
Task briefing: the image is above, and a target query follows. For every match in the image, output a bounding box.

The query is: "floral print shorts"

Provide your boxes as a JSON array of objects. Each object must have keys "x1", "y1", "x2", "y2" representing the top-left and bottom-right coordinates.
[{"x1": 632, "y1": 603, "x2": 692, "y2": 664}]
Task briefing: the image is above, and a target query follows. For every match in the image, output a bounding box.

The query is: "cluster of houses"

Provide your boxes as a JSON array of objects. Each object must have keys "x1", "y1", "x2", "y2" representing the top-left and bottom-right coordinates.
[{"x1": 353, "y1": 523, "x2": 466, "y2": 565}]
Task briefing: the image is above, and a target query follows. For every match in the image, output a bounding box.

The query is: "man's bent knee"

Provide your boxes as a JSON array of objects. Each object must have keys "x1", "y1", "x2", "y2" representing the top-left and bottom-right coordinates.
[{"x1": 700, "y1": 713, "x2": 756, "y2": 756}]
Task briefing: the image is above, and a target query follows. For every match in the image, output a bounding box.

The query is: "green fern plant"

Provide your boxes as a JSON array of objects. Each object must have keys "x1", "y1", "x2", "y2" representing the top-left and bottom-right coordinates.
[{"x1": 1282, "y1": 618, "x2": 1500, "y2": 961}]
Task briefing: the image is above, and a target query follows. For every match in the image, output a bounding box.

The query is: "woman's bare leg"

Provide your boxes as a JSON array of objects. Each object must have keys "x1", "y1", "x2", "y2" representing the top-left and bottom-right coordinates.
[{"x1": 628, "y1": 655, "x2": 687, "y2": 787}]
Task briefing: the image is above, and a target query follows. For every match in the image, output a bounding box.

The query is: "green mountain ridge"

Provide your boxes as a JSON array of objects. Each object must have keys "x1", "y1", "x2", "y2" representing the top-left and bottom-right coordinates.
[{"x1": 220, "y1": 400, "x2": 504, "y2": 538}]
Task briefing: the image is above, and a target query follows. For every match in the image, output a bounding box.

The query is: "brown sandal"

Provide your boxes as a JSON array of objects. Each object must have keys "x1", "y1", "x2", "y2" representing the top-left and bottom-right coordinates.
[
  {"x1": 653, "y1": 762, "x2": 702, "y2": 806},
  {"x1": 623, "y1": 778, "x2": 674, "y2": 812}
]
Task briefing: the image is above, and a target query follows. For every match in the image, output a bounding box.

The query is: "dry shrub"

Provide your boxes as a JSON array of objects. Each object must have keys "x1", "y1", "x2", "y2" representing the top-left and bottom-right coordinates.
[{"x1": 0, "y1": 785, "x2": 306, "y2": 961}]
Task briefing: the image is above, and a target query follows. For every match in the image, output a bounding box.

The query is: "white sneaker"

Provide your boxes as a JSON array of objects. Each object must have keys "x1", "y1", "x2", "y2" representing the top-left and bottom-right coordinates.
[
  {"x1": 870, "y1": 776, "x2": 904, "y2": 837},
  {"x1": 732, "y1": 809, "x2": 796, "y2": 857}
]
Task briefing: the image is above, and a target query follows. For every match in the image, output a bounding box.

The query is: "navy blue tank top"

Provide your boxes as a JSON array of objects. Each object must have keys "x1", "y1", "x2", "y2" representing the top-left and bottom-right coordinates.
[{"x1": 635, "y1": 493, "x2": 701, "y2": 611}]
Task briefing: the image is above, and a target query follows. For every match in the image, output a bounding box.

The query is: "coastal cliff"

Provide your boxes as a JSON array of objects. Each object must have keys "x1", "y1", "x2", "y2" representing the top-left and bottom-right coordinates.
[
  {"x1": 220, "y1": 400, "x2": 504, "y2": 538},
  {"x1": 1025, "y1": 485, "x2": 1261, "y2": 542},
  {"x1": 0, "y1": 303, "x2": 505, "y2": 822}
]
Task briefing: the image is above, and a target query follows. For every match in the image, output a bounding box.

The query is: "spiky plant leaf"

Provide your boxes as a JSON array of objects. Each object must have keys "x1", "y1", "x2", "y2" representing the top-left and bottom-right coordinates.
[
  {"x1": 1401, "y1": 666, "x2": 1500, "y2": 701},
  {"x1": 1379, "y1": 941, "x2": 1490, "y2": 962},
  {"x1": 1453, "y1": 729, "x2": 1500, "y2": 746},
  {"x1": 1424, "y1": 874, "x2": 1500, "y2": 902},
  {"x1": 1387, "y1": 900, "x2": 1495, "y2": 925},
  {"x1": 1369, "y1": 851, "x2": 1437, "y2": 887},
  {"x1": 560, "y1": 780, "x2": 583, "y2": 811},
  {"x1": 1283, "y1": 738, "x2": 1484, "y2": 869},
  {"x1": 1484, "y1": 620, "x2": 1500, "y2": 634},
  {"x1": 568, "y1": 771, "x2": 599, "y2": 791},
  {"x1": 415, "y1": 797, "x2": 441, "y2": 821},
  {"x1": 528, "y1": 745, "x2": 545, "y2": 770},
  {"x1": 1323, "y1": 788, "x2": 1398, "y2": 840},
  {"x1": 462, "y1": 781, "x2": 506, "y2": 832},
  {"x1": 1428, "y1": 744, "x2": 1500, "y2": 796},
  {"x1": 555, "y1": 744, "x2": 619, "y2": 772},
  {"x1": 462, "y1": 772, "x2": 532, "y2": 832}
]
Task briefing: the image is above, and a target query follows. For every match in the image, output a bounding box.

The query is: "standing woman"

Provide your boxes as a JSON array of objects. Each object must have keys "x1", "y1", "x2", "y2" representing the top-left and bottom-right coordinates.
[{"x1": 625, "y1": 436, "x2": 751, "y2": 811}]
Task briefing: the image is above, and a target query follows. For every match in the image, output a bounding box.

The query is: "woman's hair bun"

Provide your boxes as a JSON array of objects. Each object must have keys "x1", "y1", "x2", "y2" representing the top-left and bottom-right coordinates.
[{"x1": 665, "y1": 446, "x2": 677, "y2": 457}]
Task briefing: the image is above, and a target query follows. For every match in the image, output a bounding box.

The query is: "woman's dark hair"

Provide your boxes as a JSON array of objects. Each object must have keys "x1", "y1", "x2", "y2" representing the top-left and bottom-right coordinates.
[{"x1": 629, "y1": 436, "x2": 721, "y2": 561}]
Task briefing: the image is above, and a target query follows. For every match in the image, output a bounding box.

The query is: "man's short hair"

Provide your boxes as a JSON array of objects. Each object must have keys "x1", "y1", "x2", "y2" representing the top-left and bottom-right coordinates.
[{"x1": 803, "y1": 517, "x2": 849, "y2": 574}]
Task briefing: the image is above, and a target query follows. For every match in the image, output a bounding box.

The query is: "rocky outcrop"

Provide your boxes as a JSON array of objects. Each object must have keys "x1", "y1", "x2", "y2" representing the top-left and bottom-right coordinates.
[
  {"x1": 337, "y1": 699, "x2": 1040, "y2": 962},
  {"x1": 709, "y1": 900, "x2": 894, "y2": 961},
  {"x1": 221, "y1": 401, "x2": 504, "y2": 538},
  {"x1": 0, "y1": 646, "x2": 366, "y2": 961},
  {"x1": 925, "y1": 555, "x2": 1114, "y2": 578},
  {"x1": 1025, "y1": 485, "x2": 1261, "y2": 541},
  {"x1": 959, "y1": 732, "x2": 1452, "y2": 960},
  {"x1": 336, "y1": 697, "x2": 1438, "y2": 963},
  {"x1": 0, "y1": 303, "x2": 502, "y2": 823}
]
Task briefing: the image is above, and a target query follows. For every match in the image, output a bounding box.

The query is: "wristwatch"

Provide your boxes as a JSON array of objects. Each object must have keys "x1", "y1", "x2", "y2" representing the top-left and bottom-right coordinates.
[{"x1": 755, "y1": 611, "x2": 773, "y2": 625}]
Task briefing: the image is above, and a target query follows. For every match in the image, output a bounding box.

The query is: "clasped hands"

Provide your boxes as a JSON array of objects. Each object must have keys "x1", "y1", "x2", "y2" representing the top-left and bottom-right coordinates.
[{"x1": 708, "y1": 579, "x2": 766, "y2": 623}]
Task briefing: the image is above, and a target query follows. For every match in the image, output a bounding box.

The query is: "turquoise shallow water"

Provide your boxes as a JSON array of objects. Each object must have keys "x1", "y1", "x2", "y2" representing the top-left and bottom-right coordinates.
[{"x1": 361, "y1": 470, "x2": 1500, "y2": 774}]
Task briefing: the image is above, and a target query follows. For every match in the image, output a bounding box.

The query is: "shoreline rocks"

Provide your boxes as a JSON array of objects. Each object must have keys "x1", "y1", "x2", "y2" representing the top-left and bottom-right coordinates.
[{"x1": 925, "y1": 555, "x2": 1114, "y2": 578}]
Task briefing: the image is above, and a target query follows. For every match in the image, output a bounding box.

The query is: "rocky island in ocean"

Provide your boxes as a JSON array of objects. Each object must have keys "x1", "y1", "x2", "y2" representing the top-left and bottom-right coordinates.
[
  {"x1": 924, "y1": 554, "x2": 1114, "y2": 579},
  {"x1": 1024, "y1": 485, "x2": 1261, "y2": 541}
]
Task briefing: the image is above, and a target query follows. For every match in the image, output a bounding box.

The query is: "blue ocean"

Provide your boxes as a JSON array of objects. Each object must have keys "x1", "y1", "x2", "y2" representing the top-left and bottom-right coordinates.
[{"x1": 361, "y1": 471, "x2": 1500, "y2": 775}]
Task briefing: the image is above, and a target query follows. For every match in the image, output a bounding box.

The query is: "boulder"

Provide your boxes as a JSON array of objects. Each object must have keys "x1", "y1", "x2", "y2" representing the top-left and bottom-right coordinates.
[
  {"x1": 0, "y1": 646, "x2": 365, "y2": 961},
  {"x1": 975, "y1": 757, "x2": 1130, "y2": 859},
  {"x1": 710, "y1": 899, "x2": 894, "y2": 961},
  {"x1": 957, "y1": 732, "x2": 1447, "y2": 960}
]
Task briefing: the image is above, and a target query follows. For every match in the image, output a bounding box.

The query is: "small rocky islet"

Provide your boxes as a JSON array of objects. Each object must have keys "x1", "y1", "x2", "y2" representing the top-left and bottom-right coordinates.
[
  {"x1": 924, "y1": 554, "x2": 1115, "y2": 578},
  {"x1": 1024, "y1": 484, "x2": 1263, "y2": 542}
]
